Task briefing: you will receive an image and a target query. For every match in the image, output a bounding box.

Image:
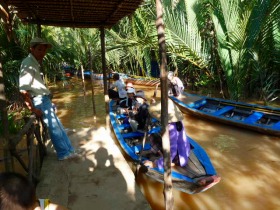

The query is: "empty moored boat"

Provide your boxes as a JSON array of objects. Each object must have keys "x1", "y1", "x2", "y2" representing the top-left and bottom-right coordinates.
[{"x1": 170, "y1": 92, "x2": 280, "y2": 136}]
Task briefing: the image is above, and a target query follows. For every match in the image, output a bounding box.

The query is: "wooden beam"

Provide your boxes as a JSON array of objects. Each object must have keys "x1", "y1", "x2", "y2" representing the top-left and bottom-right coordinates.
[{"x1": 24, "y1": 18, "x2": 113, "y2": 28}]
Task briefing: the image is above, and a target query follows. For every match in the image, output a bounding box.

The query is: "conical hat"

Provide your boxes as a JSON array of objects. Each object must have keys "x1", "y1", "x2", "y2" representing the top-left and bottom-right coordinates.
[{"x1": 149, "y1": 98, "x2": 183, "y2": 123}]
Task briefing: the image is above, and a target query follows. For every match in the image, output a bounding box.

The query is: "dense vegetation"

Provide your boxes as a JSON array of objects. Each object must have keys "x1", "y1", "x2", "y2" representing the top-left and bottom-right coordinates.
[{"x1": 1, "y1": 0, "x2": 279, "y2": 104}]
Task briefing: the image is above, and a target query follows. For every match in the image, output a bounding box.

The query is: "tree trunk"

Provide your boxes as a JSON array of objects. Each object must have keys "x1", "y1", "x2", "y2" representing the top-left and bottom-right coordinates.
[{"x1": 155, "y1": 0, "x2": 174, "y2": 209}]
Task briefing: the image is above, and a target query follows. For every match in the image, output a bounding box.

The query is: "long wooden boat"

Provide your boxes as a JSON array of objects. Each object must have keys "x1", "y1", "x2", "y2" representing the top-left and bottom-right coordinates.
[
  {"x1": 109, "y1": 100, "x2": 221, "y2": 194},
  {"x1": 170, "y1": 92, "x2": 280, "y2": 136},
  {"x1": 124, "y1": 76, "x2": 160, "y2": 87}
]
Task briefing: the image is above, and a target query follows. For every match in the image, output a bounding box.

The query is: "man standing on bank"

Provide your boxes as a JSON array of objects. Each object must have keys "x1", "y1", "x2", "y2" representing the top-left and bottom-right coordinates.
[{"x1": 19, "y1": 37, "x2": 80, "y2": 161}]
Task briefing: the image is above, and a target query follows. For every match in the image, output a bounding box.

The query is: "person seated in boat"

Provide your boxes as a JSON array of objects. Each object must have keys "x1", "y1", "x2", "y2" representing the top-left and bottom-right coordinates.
[
  {"x1": 108, "y1": 73, "x2": 127, "y2": 104},
  {"x1": 119, "y1": 87, "x2": 137, "y2": 112},
  {"x1": 0, "y1": 172, "x2": 67, "y2": 210},
  {"x1": 141, "y1": 133, "x2": 163, "y2": 159},
  {"x1": 143, "y1": 98, "x2": 190, "y2": 169},
  {"x1": 129, "y1": 90, "x2": 150, "y2": 132},
  {"x1": 167, "y1": 71, "x2": 184, "y2": 97}
]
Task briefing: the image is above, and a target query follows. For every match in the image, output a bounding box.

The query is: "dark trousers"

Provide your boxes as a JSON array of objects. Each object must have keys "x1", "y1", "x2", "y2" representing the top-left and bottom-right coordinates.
[{"x1": 108, "y1": 89, "x2": 119, "y2": 99}]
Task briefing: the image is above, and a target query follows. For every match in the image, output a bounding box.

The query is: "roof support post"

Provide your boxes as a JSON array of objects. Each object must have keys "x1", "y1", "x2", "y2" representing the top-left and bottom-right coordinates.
[
  {"x1": 100, "y1": 26, "x2": 107, "y2": 95},
  {"x1": 100, "y1": 26, "x2": 110, "y2": 133}
]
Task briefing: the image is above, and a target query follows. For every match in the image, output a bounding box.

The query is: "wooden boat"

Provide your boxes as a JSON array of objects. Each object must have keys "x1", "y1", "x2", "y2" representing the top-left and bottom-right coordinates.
[
  {"x1": 83, "y1": 72, "x2": 103, "y2": 79},
  {"x1": 109, "y1": 100, "x2": 221, "y2": 194},
  {"x1": 170, "y1": 92, "x2": 280, "y2": 136},
  {"x1": 78, "y1": 71, "x2": 117, "y2": 80},
  {"x1": 124, "y1": 76, "x2": 160, "y2": 87}
]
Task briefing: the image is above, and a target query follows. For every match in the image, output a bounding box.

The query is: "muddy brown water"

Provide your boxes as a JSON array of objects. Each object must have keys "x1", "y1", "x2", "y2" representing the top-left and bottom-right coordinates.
[{"x1": 51, "y1": 77, "x2": 280, "y2": 210}]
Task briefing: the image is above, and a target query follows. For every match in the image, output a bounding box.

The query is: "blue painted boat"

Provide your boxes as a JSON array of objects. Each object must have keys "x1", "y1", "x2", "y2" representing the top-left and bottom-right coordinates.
[
  {"x1": 83, "y1": 71, "x2": 103, "y2": 79},
  {"x1": 109, "y1": 100, "x2": 221, "y2": 194},
  {"x1": 170, "y1": 92, "x2": 280, "y2": 136}
]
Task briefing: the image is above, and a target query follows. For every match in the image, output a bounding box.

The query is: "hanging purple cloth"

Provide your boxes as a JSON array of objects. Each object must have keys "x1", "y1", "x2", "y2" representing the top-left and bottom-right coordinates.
[{"x1": 156, "y1": 121, "x2": 190, "y2": 170}]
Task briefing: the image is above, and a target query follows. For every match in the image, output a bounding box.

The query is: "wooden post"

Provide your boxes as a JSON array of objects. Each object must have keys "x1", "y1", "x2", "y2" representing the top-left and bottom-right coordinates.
[
  {"x1": 100, "y1": 26, "x2": 110, "y2": 133},
  {"x1": 155, "y1": 0, "x2": 174, "y2": 209},
  {"x1": 100, "y1": 27, "x2": 108, "y2": 96}
]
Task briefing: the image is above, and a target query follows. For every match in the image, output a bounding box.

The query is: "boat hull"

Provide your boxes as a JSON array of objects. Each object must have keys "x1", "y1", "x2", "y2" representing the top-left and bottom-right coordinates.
[
  {"x1": 109, "y1": 100, "x2": 220, "y2": 194},
  {"x1": 170, "y1": 93, "x2": 280, "y2": 136}
]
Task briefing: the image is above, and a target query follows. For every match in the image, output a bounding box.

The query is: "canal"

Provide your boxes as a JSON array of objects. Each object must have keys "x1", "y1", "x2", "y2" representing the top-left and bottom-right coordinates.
[{"x1": 52, "y1": 77, "x2": 280, "y2": 210}]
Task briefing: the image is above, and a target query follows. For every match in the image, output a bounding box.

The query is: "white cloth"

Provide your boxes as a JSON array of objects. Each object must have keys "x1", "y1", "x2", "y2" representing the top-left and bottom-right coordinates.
[{"x1": 19, "y1": 53, "x2": 50, "y2": 97}]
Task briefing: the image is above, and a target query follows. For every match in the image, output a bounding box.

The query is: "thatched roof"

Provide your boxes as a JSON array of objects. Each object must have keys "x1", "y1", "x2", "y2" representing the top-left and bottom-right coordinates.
[{"x1": 3, "y1": 0, "x2": 144, "y2": 28}]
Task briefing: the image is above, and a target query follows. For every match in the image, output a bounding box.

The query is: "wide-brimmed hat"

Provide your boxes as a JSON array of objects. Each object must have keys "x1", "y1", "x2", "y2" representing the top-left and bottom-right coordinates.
[
  {"x1": 30, "y1": 37, "x2": 52, "y2": 49},
  {"x1": 135, "y1": 90, "x2": 147, "y2": 101},
  {"x1": 126, "y1": 87, "x2": 135, "y2": 94},
  {"x1": 149, "y1": 98, "x2": 183, "y2": 123}
]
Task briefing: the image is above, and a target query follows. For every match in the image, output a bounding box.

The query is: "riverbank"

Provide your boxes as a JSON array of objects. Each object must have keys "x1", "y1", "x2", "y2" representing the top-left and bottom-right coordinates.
[{"x1": 36, "y1": 126, "x2": 151, "y2": 210}]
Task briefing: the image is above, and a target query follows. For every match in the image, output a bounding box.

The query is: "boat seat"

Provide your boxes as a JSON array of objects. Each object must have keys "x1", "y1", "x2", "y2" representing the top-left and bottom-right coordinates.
[
  {"x1": 190, "y1": 99, "x2": 207, "y2": 109},
  {"x1": 233, "y1": 109, "x2": 252, "y2": 115},
  {"x1": 117, "y1": 115, "x2": 158, "y2": 122},
  {"x1": 119, "y1": 123, "x2": 131, "y2": 129},
  {"x1": 122, "y1": 127, "x2": 161, "y2": 139},
  {"x1": 272, "y1": 121, "x2": 280, "y2": 129},
  {"x1": 122, "y1": 131, "x2": 144, "y2": 139},
  {"x1": 131, "y1": 144, "x2": 151, "y2": 153},
  {"x1": 244, "y1": 112, "x2": 264, "y2": 123},
  {"x1": 116, "y1": 114, "x2": 127, "y2": 119},
  {"x1": 213, "y1": 106, "x2": 234, "y2": 116}
]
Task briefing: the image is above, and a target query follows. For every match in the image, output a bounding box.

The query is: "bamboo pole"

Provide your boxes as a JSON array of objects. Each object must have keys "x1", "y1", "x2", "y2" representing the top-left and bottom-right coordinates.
[{"x1": 155, "y1": 0, "x2": 174, "y2": 209}]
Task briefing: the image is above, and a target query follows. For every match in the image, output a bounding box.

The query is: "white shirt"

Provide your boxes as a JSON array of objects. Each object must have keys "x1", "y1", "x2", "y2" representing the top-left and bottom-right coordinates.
[{"x1": 19, "y1": 53, "x2": 50, "y2": 97}]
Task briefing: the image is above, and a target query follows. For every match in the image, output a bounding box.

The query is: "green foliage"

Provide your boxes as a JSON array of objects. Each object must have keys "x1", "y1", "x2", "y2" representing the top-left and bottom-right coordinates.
[
  {"x1": 0, "y1": 110, "x2": 30, "y2": 135},
  {"x1": 0, "y1": 0, "x2": 279, "y2": 104}
]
